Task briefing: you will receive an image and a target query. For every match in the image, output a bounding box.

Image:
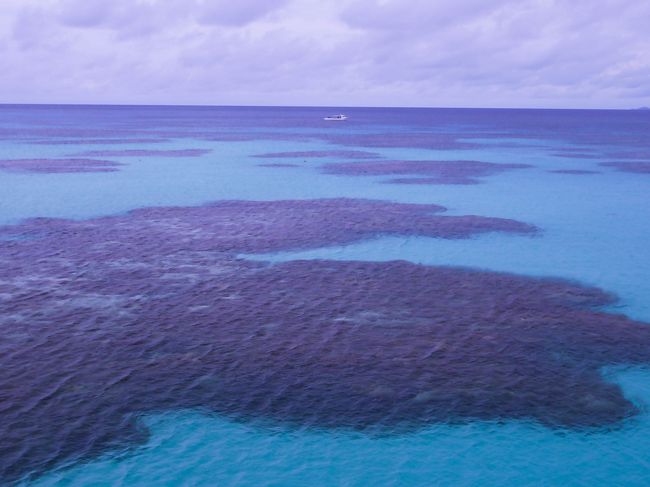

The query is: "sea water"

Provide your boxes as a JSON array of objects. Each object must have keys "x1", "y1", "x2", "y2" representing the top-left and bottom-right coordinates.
[{"x1": 1, "y1": 105, "x2": 650, "y2": 486}]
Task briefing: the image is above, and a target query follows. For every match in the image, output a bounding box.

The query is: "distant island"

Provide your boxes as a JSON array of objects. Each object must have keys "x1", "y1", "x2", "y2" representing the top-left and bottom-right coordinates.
[{"x1": 637, "y1": 106, "x2": 650, "y2": 110}]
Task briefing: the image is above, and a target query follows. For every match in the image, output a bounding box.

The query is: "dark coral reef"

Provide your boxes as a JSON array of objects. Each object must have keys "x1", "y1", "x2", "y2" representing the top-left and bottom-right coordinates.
[
  {"x1": 0, "y1": 158, "x2": 121, "y2": 173},
  {"x1": 321, "y1": 160, "x2": 530, "y2": 184},
  {"x1": 1, "y1": 199, "x2": 649, "y2": 483}
]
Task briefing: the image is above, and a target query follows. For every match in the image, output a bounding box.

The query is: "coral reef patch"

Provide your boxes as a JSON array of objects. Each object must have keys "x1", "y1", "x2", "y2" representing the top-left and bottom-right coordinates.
[
  {"x1": 548, "y1": 169, "x2": 600, "y2": 175},
  {"x1": 601, "y1": 161, "x2": 650, "y2": 174},
  {"x1": 253, "y1": 150, "x2": 381, "y2": 159},
  {"x1": 321, "y1": 160, "x2": 531, "y2": 184},
  {"x1": 71, "y1": 149, "x2": 212, "y2": 158},
  {"x1": 2, "y1": 198, "x2": 650, "y2": 483},
  {"x1": 0, "y1": 158, "x2": 121, "y2": 173}
]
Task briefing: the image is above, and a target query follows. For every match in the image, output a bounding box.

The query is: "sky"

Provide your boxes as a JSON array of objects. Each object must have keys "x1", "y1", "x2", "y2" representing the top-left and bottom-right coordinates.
[{"x1": 0, "y1": 0, "x2": 649, "y2": 109}]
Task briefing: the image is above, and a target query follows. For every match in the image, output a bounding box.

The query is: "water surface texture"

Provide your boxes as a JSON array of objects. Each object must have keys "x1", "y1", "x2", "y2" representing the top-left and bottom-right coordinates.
[{"x1": 1, "y1": 105, "x2": 650, "y2": 486}]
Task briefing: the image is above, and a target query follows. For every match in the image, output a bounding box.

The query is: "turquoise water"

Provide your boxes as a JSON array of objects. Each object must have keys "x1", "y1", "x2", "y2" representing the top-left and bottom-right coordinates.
[
  {"x1": 2, "y1": 105, "x2": 650, "y2": 485},
  {"x1": 28, "y1": 367, "x2": 650, "y2": 487}
]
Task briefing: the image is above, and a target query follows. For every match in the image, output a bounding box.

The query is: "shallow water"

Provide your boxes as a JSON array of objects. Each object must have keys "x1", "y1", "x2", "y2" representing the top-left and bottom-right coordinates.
[{"x1": 1, "y1": 105, "x2": 650, "y2": 485}]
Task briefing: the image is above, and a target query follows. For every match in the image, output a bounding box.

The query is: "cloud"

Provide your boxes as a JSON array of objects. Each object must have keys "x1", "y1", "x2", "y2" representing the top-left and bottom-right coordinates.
[
  {"x1": 58, "y1": 0, "x2": 114, "y2": 27},
  {"x1": 0, "y1": 0, "x2": 649, "y2": 108},
  {"x1": 193, "y1": 0, "x2": 291, "y2": 26},
  {"x1": 340, "y1": 0, "x2": 500, "y2": 31},
  {"x1": 55, "y1": 0, "x2": 291, "y2": 32}
]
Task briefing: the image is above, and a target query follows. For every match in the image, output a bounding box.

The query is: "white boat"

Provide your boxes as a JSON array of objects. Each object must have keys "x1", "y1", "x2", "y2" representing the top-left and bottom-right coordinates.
[{"x1": 324, "y1": 114, "x2": 348, "y2": 121}]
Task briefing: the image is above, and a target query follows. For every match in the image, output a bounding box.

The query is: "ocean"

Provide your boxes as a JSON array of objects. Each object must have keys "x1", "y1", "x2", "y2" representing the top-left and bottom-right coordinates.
[{"x1": 1, "y1": 105, "x2": 650, "y2": 486}]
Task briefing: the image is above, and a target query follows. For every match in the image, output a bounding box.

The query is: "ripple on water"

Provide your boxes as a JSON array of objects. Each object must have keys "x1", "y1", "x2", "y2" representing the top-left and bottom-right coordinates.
[{"x1": 2, "y1": 198, "x2": 650, "y2": 484}]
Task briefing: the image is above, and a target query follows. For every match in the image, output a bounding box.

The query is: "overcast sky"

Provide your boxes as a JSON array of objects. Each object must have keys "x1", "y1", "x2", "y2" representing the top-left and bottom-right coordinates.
[{"x1": 1, "y1": 0, "x2": 649, "y2": 108}]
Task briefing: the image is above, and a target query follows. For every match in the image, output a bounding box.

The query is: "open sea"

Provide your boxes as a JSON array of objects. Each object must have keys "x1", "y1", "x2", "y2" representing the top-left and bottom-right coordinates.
[{"x1": 1, "y1": 105, "x2": 650, "y2": 486}]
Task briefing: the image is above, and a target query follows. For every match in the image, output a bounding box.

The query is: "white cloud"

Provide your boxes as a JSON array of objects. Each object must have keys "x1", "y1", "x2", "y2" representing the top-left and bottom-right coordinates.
[{"x1": 0, "y1": 0, "x2": 648, "y2": 108}]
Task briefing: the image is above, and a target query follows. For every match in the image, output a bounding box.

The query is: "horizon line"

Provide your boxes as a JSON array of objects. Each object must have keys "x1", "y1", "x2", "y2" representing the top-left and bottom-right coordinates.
[{"x1": 1, "y1": 102, "x2": 647, "y2": 112}]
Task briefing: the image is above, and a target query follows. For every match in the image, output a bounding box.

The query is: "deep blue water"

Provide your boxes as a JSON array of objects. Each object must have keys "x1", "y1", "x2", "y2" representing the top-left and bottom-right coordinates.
[{"x1": 1, "y1": 105, "x2": 650, "y2": 485}]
